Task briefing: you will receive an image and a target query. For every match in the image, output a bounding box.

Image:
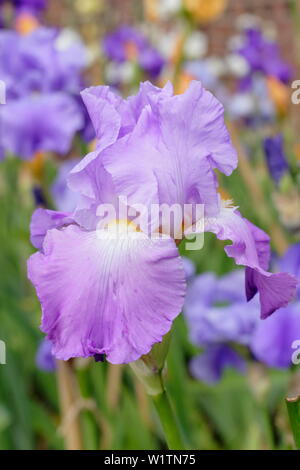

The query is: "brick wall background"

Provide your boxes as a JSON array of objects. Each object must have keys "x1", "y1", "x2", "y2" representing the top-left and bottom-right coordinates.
[{"x1": 42, "y1": 0, "x2": 300, "y2": 82}]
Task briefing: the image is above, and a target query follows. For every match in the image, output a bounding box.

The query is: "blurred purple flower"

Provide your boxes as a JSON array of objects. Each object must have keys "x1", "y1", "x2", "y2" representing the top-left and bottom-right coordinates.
[
  {"x1": 0, "y1": 27, "x2": 87, "y2": 99},
  {"x1": 184, "y1": 270, "x2": 260, "y2": 346},
  {"x1": 227, "y1": 76, "x2": 275, "y2": 125},
  {"x1": 263, "y1": 134, "x2": 289, "y2": 185},
  {"x1": 1, "y1": 0, "x2": 47, "y2": 12},
  {"x1": 27, "y1": 81, "x2": 297, "y2": 365},
  {"x1": 279, "y1": 244, "x2": 300, "y2": 300},
  {"x1": 51, "y1": 159, "x2": 81, "y2": 212},
  {"x1": 15, "y1": 0, "x2": 47, "y2": 11},
  {"x1": 190, "y1": 345, "x2": 246, "y2": 384},
  {"x1": 185, "y1": 245, "x2": 300, "y2": 380},
  {"x1": 182, "y1": 256, "x2": 196, "y2": 281},
  {"x1": 103, "y1": 26, "x2": 165, "y2": 78},
  {"x1": 184, "y1": 269, "x2": 258, "y2": 383},
  {"x1": 36, "y1": 338, "x2": 56, "y2": 372},
  {"x1": 251, "y1": 304, "x2": 300, "y2": 369},
  {"x1": 0, "y1": 0, "x2": 45, "y2": 28},
  {"x1": 237, "y1": 28, "x2": 293, "y2": 84},
  {"x1": 0, "y1": 93, "x2": 83, "y2": 159}
]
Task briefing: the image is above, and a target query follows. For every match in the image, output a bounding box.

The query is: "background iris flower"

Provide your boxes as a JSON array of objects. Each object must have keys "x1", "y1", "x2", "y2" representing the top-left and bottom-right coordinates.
[
  {"x1": 103, "y1": 25, "x2": 165, "y2": 79},
  {"x1": 184, "y1": 246, "x2": 300, "y2": 384},
  {"x1": 0, "y1": 26, "x2": 89, "y2": 159}
]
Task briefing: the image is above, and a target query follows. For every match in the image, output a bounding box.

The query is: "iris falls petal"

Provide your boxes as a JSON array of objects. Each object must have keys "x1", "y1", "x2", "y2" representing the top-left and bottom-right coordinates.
[{"x1": 28, "y1": 224, "x2": 186, "y2": 364}]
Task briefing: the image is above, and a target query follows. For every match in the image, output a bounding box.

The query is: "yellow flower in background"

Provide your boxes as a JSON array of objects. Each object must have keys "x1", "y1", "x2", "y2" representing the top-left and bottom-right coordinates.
[
  {"x1": 144, "y1": 0, "x2": 159, "y2": 21},
  {"x1": 266, "y1": 76, "x2": 289, "y2": 117},
  {"x1": 175, "y1": 71, "x2": 194, "y2": 94},
  {"x1": 15, "y1": 13, "x2": 39, "y2": 35},
  {"x1": 144, "y1": 0, "x2": 181, "y2": 21},
  {"x1": 184, "y1": 0, "x2": 227, "y2": 23}
]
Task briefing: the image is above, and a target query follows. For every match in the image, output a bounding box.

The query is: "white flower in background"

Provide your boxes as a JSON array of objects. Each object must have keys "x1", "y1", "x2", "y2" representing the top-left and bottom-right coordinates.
[
  {"x1": 105, "y1": 62, "x2": 136, "y2": 85},
  {"x1": 225, "y1": 53, "x2": 249, "y2": 78},
  {"x1": 184, "y1": 31, "x2": 208, "y2": 60},
  {"x1": 205, "y1": 56, "x2": 227, "y2": 78},
  {"x1": 158, "y1": 0, "x2": 182, "y2": 18},
  {"x1": 157, "y1": 30, "x2": 179, "y2": 59},
  {"x1": 227, "y1": 93, "x2": 255, "y2": 119}
]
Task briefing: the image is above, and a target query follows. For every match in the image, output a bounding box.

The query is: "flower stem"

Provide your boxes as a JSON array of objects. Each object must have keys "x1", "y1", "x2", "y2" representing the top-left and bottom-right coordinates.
[
  {"x1": 152, "y1": 384, "x2": 185, "y2": 450},
  {"x1": 56, "y1": 360, "x2": 83, "y2": 450},
  {"x1": 129, "y1": 333, "x2": 185, "y2": 449},
  {"x1": 286, "y1": 396, "x2": 300, "y2": 450}
]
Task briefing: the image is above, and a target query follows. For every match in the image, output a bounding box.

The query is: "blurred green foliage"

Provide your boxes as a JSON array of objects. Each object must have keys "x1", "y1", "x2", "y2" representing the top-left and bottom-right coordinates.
[{"x1": 0, "y1": 157, "x2": 296, "y2": 450}]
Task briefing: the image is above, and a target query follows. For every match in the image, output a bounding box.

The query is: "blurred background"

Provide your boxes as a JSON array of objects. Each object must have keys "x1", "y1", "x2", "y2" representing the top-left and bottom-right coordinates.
[{"x1": 0, "y1": 0, "x2": 300, "y2": 450}]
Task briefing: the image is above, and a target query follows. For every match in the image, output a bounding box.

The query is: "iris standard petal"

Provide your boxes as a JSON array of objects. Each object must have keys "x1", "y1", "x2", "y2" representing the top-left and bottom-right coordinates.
[
  {"x1": 27, "y1": 224, "x2": 186, "y2": 364},
  {"x1": 102, "y1": 85, "x2": 222, "y2": 221},
  {"x1": 71, "y1": 81, "x2": 236, "y2": 225},
  {"x1": 68, "y1": 82, "x2": 173, "y2": 198}
]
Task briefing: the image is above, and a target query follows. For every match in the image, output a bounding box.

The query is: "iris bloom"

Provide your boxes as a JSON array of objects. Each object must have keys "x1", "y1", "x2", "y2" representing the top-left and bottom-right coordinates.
[
  {"x1": 184, "y1": 246, "x2": 300, "y2": 383},
  {"x1": 184, "y1": 270, "x2": 259, "y2": 383},
  {"x1": 0, "y1": 27, "x2": 87, "y2": 100},
  {"x1": 263, "y1": 134, "x2": 289, "y2": 185},
  {"x1": 237, "y1": 28, "x2": 293, "y2": 85},
  {"x1": 28, "y1": 81, "x2": 297, "y2": 364},
  {"x1": 103, "y1": 26, "x2": 165, "y2": 78},
  {"x1": 0, "y1": 93, "x2": 83, "y2": 159},
  {"x1": 0, "y1": 27, "x2": 88, "y2": 159},
  {"x1": 51, "y1": 159, "x2": 81, "y2": 212},
  {"x1": 36, "y1": 338, "x2": 56, "y2": 372},
  {"x1": 0, "y1": 0, "x2": 46, "y2": 27}
]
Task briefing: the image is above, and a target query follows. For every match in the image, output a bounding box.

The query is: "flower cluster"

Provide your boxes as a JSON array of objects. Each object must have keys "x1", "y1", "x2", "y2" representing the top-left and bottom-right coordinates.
[
  {"x1": 0, "y1": 26, "x2": 89, "y2": 159},
  {"x1": 103, "y1": 25, "x2": 165, "y2": 82}
]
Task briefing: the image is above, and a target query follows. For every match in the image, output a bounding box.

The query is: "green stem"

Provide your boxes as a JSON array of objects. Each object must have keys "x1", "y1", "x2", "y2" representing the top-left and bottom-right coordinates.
[
  {"x1": 152, "y1": 376, "x2": 185, "y2": 450},
  {"x1": 129, "y1": 333, "x2": 185, "y2": 450},
  {"x1": 286, "y1": 396, "x2": 300, "y2": 450}
]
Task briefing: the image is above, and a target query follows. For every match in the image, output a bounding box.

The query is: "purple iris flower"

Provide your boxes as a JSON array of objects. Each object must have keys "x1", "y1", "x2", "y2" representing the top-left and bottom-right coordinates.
[
  {"x1": 250, "y1": 244, "x2": 300, "y2": 368},
  {"x1": 1, "y1": 0, "x2": 46, "y2": 11},
  {"x1": 184, "y1": 270, "x2": 260, "y2": 346},
  {"x1": 185, "y1": 244, "x2": 300, "y2": 381},
  {"x1": 182, "y1": 256, "x2": 196, "y2": 281},
  {"x1": 103, "y1": 26, "x2": 165, "y2": 78},
  {"x1": 14, "y1": 0, "x2": 47, "y2": 12},
  {"x1": 0, "y1": 0, "x2": 46, "y2": 25},
  {"x1": 263, "y1": 134, "x2": 289, "y2": 185},
  {"x1": 0, "y1": 0, "x2": 45, "y2": 30},
  {"x1": 51, "y1": 159, "x2": 81, "y2": 212},
  {"x1": 0, "y1": 93, "x2": 83, "y2": 159},
  {"x1": 0, "y1": 27, "x2": 89, "y2": 155},
  {"x1": 184, "y1": 269, "x2": 259, "y2": 383},
  {"x1": 36, "y1": 338, "x2": 56, "y2": 372},
  {"x1": 237, "y1": 28, "x2": 293, "y2": 84},
  {"x1": 0, "y1": 28, "x2": 87, "y2": 99},
  {"x1": 27, "y1": 81, "x2": 297, "y2": 365},
  {"x1": 190, "y1": 345, "x2": 247, "y2": 384}
]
